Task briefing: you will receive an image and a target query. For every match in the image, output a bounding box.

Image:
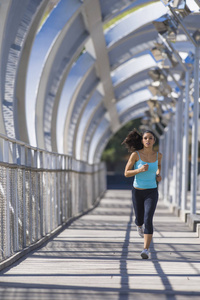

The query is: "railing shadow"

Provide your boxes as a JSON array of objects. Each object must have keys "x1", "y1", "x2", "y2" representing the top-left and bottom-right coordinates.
[
  {"x1": 0, "y1": 192, "x2": 200, "y2": 299},
  {"x1": 118, "y1": 200, "x2": 133, "y2": 300}
]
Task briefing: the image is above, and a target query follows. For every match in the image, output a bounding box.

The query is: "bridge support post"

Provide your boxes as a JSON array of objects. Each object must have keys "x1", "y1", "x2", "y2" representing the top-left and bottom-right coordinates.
[
  {"x1": 190, "y1": 46, "x2": 200, "y2": 215},
  {"x1": 173, "y1": 97, "x2": 183, "y2": 208},
  {"x1": 181, "y1": 70, "x2": 191, "y2": 212}
]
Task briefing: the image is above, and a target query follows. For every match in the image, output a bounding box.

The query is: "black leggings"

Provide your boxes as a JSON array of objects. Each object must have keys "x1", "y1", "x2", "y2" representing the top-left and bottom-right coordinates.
[{"x1": 132, "y1": 187, "x2": 158, "y2": 234}]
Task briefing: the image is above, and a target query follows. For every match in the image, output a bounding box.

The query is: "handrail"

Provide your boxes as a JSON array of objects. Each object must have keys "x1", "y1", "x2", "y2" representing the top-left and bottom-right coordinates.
[{"x1": 0, "y1": 134, "x2": 106, "y2": 270}]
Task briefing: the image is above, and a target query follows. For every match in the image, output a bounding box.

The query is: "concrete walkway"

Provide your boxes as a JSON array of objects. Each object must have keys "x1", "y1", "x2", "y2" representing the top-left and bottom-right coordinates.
[{"x1": 0, "y1": 190, "x2": 200, "y2": 300}]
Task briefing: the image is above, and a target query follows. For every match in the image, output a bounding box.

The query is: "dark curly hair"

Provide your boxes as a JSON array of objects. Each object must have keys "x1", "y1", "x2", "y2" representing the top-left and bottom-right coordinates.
[{"x1": 122, "y1": 128, "x2": 156, "y2": 153}]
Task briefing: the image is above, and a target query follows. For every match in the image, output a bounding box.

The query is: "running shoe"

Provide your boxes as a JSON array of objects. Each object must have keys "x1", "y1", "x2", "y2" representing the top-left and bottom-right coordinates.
[
  {"x1": 141, "y1": 249, "x2": 149, "y2": 259},
  {"x1": 137, "y1": 225, "x2": 144, "y2": 238}
]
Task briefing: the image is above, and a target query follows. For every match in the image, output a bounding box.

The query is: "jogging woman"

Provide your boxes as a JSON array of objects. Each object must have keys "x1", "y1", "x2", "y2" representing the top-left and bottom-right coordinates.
[{"x1": 123, "y1": 129, "x2": 162, "y2": 259}]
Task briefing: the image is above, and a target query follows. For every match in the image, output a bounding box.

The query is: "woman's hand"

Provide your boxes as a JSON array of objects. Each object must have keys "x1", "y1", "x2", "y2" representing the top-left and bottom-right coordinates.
[
  {"x1": 140, "y1": 163, "x2": 149, "y2": 172},
  {"x1": 156, "y1": 174, "x2": 162, "y2": 182}
]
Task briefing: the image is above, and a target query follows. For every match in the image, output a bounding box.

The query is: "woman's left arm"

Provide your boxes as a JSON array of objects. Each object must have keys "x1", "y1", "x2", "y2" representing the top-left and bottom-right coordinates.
[{"x1": 156, "y1": 152, "x2": 163, "y2": 182}]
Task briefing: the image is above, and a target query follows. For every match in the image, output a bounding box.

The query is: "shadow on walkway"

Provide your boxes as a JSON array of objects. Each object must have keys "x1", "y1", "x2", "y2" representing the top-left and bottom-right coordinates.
[{"x1": 0, "y1": 190, "x2": 200, "y2": 300}]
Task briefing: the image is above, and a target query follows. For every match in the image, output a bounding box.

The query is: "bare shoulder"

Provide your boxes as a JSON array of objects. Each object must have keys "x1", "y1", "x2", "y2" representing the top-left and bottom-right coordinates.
[
  {"x1": 129, "y1": 151, "x2": 139, "y2": 162},
  {"x1": 158, "y1": 152, "x2": 163, "y2": 159}
]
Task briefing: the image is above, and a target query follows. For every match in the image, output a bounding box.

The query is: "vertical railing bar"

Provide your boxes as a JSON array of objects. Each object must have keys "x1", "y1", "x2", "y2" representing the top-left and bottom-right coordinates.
[
  {"x1": 5, "y1": 168, "x2": 10, "y2": 258},
  {"x1": 21, "y1": 145, "x2": 25, "y2": 166},
  {"x1": 12, "y1": 142, "x2": 17, "y2": 164},
  {"x1": 39, "y1": 151, "x2": 44, "y2": 238},
  {"x1": 29, "y1": 166, "x2": 32, "y2": 245},
  {"x1": 190, "y1": 46, "x2": 200, "y2": 215},
  {"x1": 57, "y1": 155, "x2": 61, "y2": 226},
  {"x1": 44, "y1": 153, "x2": 49, "y2": 235},
  {"x1": 14, "y1": 168, "x2": 19, "y2": 252},
  {"x1": 182, "y1": 70, "x2": 191, "y2": 211},
  {"x1": 3, "y1": 139, "x2": 9, "y2": 163},
  {"x1": 27, "y1": 147, "x2": 32, "y2": 168},
  {"x1": 34, "y1": 150, "x2": 39, "y2": 241},
  {"x1": 22, "y1": 165, "x2": 26, "y2": 248},
  {"x1": 49, "y1": 154, "x2": 53, "y2": 232},
  {"x1": 0, "y1": 132, "x2": 107, "y2": 263}
]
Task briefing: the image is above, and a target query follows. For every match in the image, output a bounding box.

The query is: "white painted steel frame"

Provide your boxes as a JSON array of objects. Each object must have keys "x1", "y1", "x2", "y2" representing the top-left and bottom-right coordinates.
[
  {"x1": 0, "y1": 132, "x2": 106, "y2": 264},
  {"x1": 181, "y1": 70, "x2": 191, "y2": 211},
  {"x1": 0, "y1": 0, "x2": 200, "y2": 251},
  {"x1": 190, "y1": 46, "x2": 200, "y2": 214}
]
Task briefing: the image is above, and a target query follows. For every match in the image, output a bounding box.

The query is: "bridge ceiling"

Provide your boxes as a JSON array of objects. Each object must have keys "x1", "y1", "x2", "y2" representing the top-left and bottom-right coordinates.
[{"x1": 0, "y1": 0, "x2": 199, "y2": 163}]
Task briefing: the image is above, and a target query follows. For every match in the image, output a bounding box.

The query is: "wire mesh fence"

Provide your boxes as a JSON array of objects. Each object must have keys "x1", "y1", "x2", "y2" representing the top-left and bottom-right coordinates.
[{"x1": 0, "y1": 135, "x2": 106, "y2": 263}]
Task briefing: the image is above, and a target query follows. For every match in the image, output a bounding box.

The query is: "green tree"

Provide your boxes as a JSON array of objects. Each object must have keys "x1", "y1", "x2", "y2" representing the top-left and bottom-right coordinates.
[{"x1": 101, "y1": 118, "x2": 142, "y2": 173}]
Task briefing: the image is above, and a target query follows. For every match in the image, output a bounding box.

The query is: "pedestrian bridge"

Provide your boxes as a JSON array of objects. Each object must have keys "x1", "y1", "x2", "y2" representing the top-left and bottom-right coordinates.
[
  {"x1": 0, "y1": 0, "x2": 200, "y2": 298},
  {"x1": 0, "y1": 190, "x2": 200, "y2": 299}
]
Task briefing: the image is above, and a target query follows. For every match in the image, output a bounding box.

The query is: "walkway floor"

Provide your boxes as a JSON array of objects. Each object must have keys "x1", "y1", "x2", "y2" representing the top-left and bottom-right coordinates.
[{"x1": 0, "y1": 190, "x2": 200, "y2": 300}]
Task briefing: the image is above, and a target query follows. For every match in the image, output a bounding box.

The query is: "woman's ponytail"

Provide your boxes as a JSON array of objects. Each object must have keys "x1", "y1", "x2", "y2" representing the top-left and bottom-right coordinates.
[{"x1": 122, "y1": 128, "x2": 143, "y2": 152}]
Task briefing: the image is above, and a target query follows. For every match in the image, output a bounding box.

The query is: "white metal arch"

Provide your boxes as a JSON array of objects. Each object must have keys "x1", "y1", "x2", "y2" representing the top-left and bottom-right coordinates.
[
  {"x1": 88, "y1": 89, "x2": 152, "y2": 164},
  {"x1": 36, "y1": 10, "x2": 88, "y2": 151},
  {"x1": 75, "y1": 90, "x2": 105, "y2": 160},
  {"x1": 105, "y1": 2, "x2": 168, "y2": 49},
  {"x1": 56, "y1": 52, "x2": 95, "y2": 154},
  {"x1": 0, "y1": 0, "x2": 199, "y2": 169},
  {"x1": 92, "y1": 104, "x2": 150, "y2": 163},
  {"x1": 99, "y1": 0, "x2": 154, "y2": 23},
  {"x1": 111, "y1": 54, "x2": 157, "y2": 88},
  {"x1": 81, "y1": 103, "x2": 106, "y2": 162},
  {"x1": 17, "y1": 0, "x2": 49, "y2": 144},
  {"x1": 26, "y1": 0, "x2": 82, "y2": 148},
  {"x1": 1, "y1": 0, "x2": 48, "y2": 141},
  {"x1": 64, "y1": 67, "x2": 99, "y2": 156},
  {"x1": 108, "y1": 25, "x2": 158, "y2": 70}
]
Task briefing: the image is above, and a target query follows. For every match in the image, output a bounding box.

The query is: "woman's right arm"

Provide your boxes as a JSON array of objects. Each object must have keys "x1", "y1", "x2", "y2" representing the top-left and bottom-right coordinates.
[{"x1": 124, "y1": 152, "x2": 148, "y2": 177}]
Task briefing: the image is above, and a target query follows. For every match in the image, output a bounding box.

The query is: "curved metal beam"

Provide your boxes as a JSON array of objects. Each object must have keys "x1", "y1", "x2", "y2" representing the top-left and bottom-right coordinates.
[
  {"x1": 117, "y1": 89, "x2": 152, "y2": 116},
  {"x1": 88, "y1": 89, "x2": 152, "y2": 164},
  {"x1": 75, "y1": 89, "x2": 105, "y2": 160},
  {"x1": 26, "y1": 0, "x2": 82, "y2": 147},
  {"x1": 63, "y1": 64, "x2": 98, "y2": 156},
  {"x1": 0, "y1": 0, "x2": 13, "y2": 137},
  {"x1": 114, "y1": 70, "x2": 152, "y2": 100},
  {"x1": 16, "y1": 0, "x2": 49, "y2": 144},
  {"x1": 88, "y1": 117, "x2": 111, "y2": 164},
  {"x1": 112, "y1": 54, "x2": 157, "y2": 88},
  {"x1": 100, "y1": 0, "x2": 156, "y2": 23},
  {"x1": 92, "y1": 104, "x2": 149, "y2": 163},
  {"x1": 50, "y1": 35, "x2": 89, "y2": 153},
  {"x1": 120, "y1": 103, "x2": 149, "y2": 125},
  {"x1": 56, "y1": 52, "x2": 95, "y2": 154},
  {"x1": 105, "y1": 2, "x2": 168, "y2": 49},
  {"x1": 108, "y1": 25, "x2": 158, "y2": 70},
  {"x1": 2, "y1": 0, "x2": 46, "y2": 140},
  {"x1": 70, "y1": 70, "x2": 100, "y2": 158},
  {"x1": 36, "y1": 12, "x2": 88, "y2": 150},
  {"x1": 83, "y1": 0, "x2": 120, "y2": 133},
  {"x1": 80, "y1": 102, "x2": 106, "y2": 161}
]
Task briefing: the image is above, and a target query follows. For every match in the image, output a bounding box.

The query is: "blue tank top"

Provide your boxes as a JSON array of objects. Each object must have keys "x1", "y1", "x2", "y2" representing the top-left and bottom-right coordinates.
[{"x1": 133, "y1": 151, "x2": 158, "y2": 189}]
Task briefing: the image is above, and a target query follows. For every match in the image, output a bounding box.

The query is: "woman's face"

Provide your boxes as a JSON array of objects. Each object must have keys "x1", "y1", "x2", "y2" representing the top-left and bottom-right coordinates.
[{"x1": 142, "y1": 132, "x2": 155, "y2": 148}]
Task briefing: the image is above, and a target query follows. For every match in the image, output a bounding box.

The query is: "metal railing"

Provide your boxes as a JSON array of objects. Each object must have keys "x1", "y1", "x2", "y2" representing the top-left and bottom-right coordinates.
[
  {"x1": 0, "y1": 133, "x2": 106, "y2": 263},
  {"x1": 159, "y1": 120, "x2": 200, "y2": 216}
]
